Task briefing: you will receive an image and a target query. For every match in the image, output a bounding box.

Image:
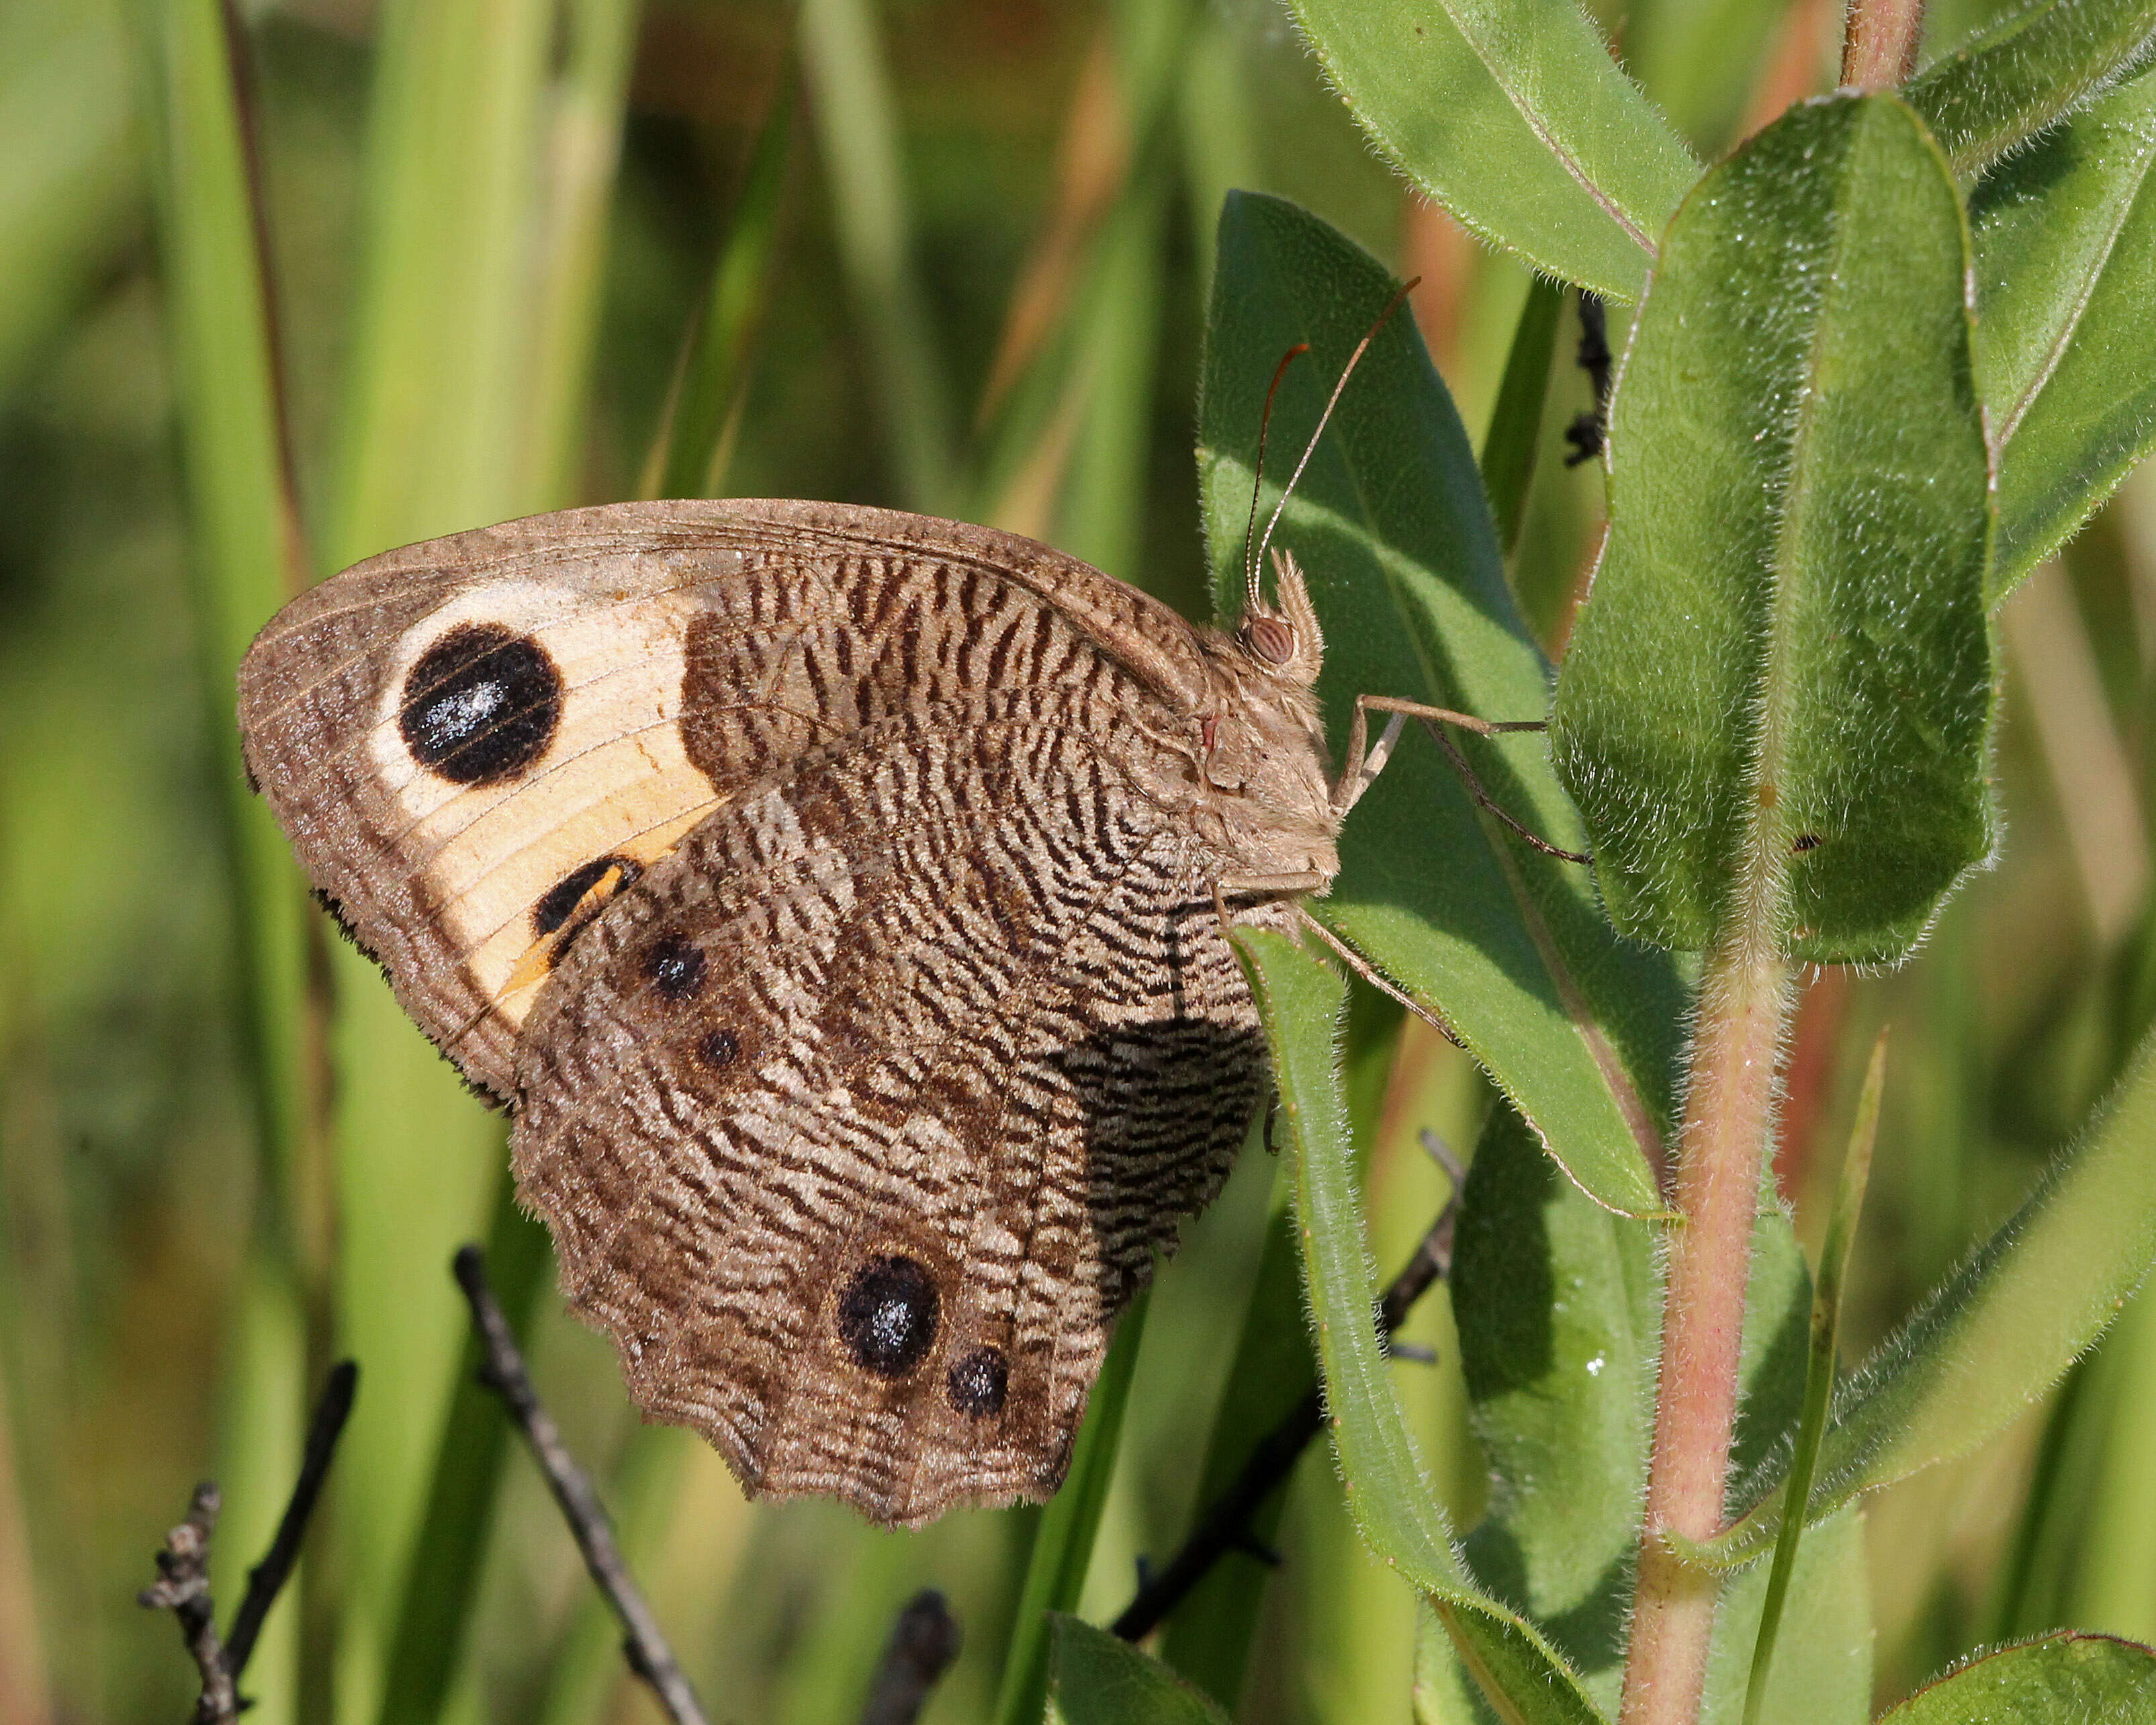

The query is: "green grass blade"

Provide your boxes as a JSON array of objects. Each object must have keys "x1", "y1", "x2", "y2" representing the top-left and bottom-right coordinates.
[
  {"x1": 1551, "y1": 93, "x2": 1995, "y2": 965},
  {"x1": 1203, "y1": 190, "x2": 1684, "y2": 1219},
  {"x1": 1290, "y1": 0, "x2": 1699, "y2": 302},
  {"x1": 322, "y1": 5, "x2": 633, "y2": 1702},
  {"x1": 372, "y1": 1196, "x2": 549, "y2": 1725},
  {"x1": 1234, "y1": 928, "x2": 1609, "y2": 1725},
  {"x1": 521, "y1": 0, "x2": 643, "y2": 507},
  {"x1": 1050, "y1": 1616, "x2": 1232, "y2": 1725},
  {"x1": 132, "y1": 0, "x2": 315, "y2": 1199},
  {"x1": 1702, "y1": 1012, "x2": 2156, "y2": 1571},
  {"x1": 1479, "y1": 277, "x2": 1565, "y2": 559},
  {"x1": 797, "y1": 0, "x2": 959, "y2": 515},
  {"x1": 646, "y1": 80, "x2": 793, "y2": 501},
  {"x1": 1877, "y1": 1632, "x2": 2156, "y2": 1720},
  {"x1": 992, "y1": 1290, "x2": 1151, "y2": 1725},
  {"x1": 1971, "y1": 69, "x2": 2156, "y2": 599},
  {"x1": 1621, "y1": 0, "x2": 1789, "y2": 157},
  {"x1": 0, "y1": 0, "x2": 137, "y2": 402},
  {"x1": 1908, "y1": 0, "x2": 2156, "y2": 177},
  {"x1": 1741, "y1": 1035, "x2": 1885, "y2": 1725}
]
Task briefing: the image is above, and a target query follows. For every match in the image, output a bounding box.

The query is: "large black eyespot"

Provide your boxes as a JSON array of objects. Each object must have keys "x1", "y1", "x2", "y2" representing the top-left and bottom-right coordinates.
[
  {"x1": 946, "y1": 1345, "x2": 1008, "y2": 1417},
  {"x1": 836, "y1": 1255, "x2": 940, "y2": 1376},
  {"x1": 399, "y1": 624, "x2": 562, "y2": 785}
]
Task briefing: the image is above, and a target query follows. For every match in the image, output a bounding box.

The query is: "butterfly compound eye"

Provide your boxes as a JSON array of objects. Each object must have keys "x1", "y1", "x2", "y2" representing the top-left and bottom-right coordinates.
[{"x1": 1243, "y1": 615, "x2": 1296, "y2": 666}]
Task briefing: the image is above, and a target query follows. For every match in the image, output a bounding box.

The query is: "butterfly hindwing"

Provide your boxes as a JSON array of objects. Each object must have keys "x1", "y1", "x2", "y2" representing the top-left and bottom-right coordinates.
[{"x1": 511, "y1": 684, "x2": 1274, "y2": 1524}]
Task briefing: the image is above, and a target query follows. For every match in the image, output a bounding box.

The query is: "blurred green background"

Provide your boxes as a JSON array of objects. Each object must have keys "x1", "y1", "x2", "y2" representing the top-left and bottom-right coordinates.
[{"x1": 4, "y1": 0, "x2": 2155, "y2": 1720}]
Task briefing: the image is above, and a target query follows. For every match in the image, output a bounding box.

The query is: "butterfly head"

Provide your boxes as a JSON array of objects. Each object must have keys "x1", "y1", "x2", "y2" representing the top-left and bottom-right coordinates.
[{"x1": 1200, "y1": 547, "x2": 1341, "y2": 884}]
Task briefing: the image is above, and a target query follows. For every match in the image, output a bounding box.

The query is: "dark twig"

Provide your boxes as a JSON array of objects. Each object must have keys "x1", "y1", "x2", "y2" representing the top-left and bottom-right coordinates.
[
  {"x1": 453, "y1": 1245, "x2": 711, "y2": 1725},
  {"x1": 1563, "y1": 292, "x2": 1613, "y2": 467},
  {"x1": 222, "y1": 1359, "x2": 358, "y2": 1679},
  {"x1": 858, "y1": 1589, "x2": 963, "y2": 1725},
  {"x1": 139, "y1": 1484, "x2": 238, "y2": 1724},
  {"x1": 1112, "y1": 1176, "x2": 1464, "y2": 1642}
]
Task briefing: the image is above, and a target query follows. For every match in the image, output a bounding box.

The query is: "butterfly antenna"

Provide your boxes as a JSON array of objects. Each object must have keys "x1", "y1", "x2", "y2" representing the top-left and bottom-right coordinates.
[
  {"x1": 1249, "y1": 276, "x2": 1423, "y2": 607},
  {"x1": 1242, "y1": 343, "x2": 1310, "y2": 617}
]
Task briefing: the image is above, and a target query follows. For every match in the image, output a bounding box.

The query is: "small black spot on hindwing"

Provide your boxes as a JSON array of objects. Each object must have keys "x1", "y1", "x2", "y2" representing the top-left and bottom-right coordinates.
[
  {"x1": 946, "y1": 1346, "x2": 1007, "y2": 1417},
  {"x1": 642, "y1": 933, "x2": 707, "y2": 1000},
  {"x1": 399, "y1": 623, "x2": 563, "y2": 785},
  {"x1": 695, "y1": 1028, "x2": 741, "y2": 1071},
  {"x1": 533, "y1": 855, "x2": 643, "y2": 936},
  {"x1": 836, "y1": 1256, "x2": 940, "y2": 1376}
]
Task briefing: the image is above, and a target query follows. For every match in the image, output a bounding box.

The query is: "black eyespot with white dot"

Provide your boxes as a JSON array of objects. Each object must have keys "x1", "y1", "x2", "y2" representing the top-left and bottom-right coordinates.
[
  {"x1": 399, "y1": 623, "x2": 563, "y2": 785},
  {"x1": 642, "y1": 933, "x2": 706, "y2": 1001},
  {"x1": 836, "y1": 1255, "x2": 940, "y2": 1377},
  {"x1": 946, "y1": 1345, "x2": 1008, "y2": 1417},
  {"x1": 695, "y1": 1028, "x2": 740, "y2": 1071},
  {"x1": 533, "y1": 856, "x2": 642, "y2": 938}
]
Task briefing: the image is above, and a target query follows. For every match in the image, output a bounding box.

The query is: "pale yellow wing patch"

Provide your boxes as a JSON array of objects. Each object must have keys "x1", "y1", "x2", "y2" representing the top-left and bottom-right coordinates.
[{"x1": 368, "y1": 578, "x2": 723, "y2": 1031}]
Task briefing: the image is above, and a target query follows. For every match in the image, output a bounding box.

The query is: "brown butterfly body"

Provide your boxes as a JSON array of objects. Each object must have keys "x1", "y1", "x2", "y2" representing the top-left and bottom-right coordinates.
[{"x1": 238, "y1": 498, "x2": 1339, "y2": 1525}]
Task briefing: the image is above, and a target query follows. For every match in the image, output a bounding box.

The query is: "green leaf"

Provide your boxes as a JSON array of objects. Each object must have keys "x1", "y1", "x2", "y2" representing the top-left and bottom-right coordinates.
[
  {"x1": 1879, "y1": 1633, "x2": 2156, "y2": 1722},
  {"x1": 1703, "y1": 1505, "x2": 1872, "y2": 1725},
  {"x1": 1705, "y1": 1016, "x2": 2156, "y2": 1571},
  {"x1": 1448, "y1": 1110, "x2": 1838, "y2": 1714},
  {"x1": 1550, "y1": 94, "x2": 1995, "y2": 965},
  {"x1": 991, "y1": 1293, "x2": 1151, "y2": 1725},
  {"x1": 1453, "y1": 1105, "x2": 1657, "y2": 1701},
  {"x1": 1907, "y1": 0, "x2": 2156, "y2": 177},
  {"x1": 1972, "y1": 69, "x2": 2156, "y2": 598},
  {"x1": 1289, "y1": 0, "x2": 1699, "y2": 303},
  {"x1": 1203, "y1": 189, "x2": 1683, "y2": 1221},
  {"x1": 1153, "y1": 992, "x2": 1401, "y2": 1707},
  {"x1": 1049, "y1": 1618, "x2": 1234, "y2": 1725},
  {"x1": 1234, "y1": 928, "x2": 1609, "y2": 1725}
]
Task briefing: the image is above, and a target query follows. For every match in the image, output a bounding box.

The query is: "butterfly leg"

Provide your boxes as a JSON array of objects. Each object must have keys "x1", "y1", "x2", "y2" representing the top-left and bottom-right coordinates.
[{"x1": 1331, "y1": 694, "x2": 1588, "y2": 865}]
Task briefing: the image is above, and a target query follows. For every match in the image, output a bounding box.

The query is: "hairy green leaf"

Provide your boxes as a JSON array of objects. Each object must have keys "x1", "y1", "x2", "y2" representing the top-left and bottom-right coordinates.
[
  {"x1": 1049, "y1": 1618, "x2": 1233, "y2": 1725},
  {"x1": 1234, "y1": 929, "x2": 1609, "y2": 1725},
  {"x1": 1706, "y1": 1019, "x2": 2156, "y2": 1571},
  {"x1": 1879, "y1": 1633, "x2": 2156, "y2": 1721},
  {"x1": 1908, "y1": 0, "x2": 2156, "y2": 176},
  {"x1": 1973, "y1": 69, "x2": 2156, "y2": 596},
  {"x1": 1204, "y1": 190, "x2": 1683, "y2": 1219},
  {"x1": 1551, "y1": 94, "x2": 1995, "y2": 963},
  {"x1": 1290, "y1": 0, "x2": 1698, "y2": 302}
]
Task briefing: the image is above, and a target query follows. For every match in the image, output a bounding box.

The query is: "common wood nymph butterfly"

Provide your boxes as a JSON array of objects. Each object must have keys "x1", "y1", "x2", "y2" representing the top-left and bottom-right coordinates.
[{"x1": 237, "y1": 498, "x2": 1344, "y2": 1525}]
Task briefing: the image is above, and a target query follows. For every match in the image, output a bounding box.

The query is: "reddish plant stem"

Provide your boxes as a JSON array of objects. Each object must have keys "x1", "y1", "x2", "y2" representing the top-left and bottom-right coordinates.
[
  {"x1": 1840, "y1": 0, "x2": 1926, "y2": 89},
  {"x1": 1620, "y1": 929, "x2": 1793, "y2": 1725}
]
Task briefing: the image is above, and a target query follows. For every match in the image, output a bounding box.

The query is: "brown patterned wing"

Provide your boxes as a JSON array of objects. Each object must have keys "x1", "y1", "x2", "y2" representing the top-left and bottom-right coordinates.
[
  {"x1": 512, "y1": 695, "x2": 1276, "y2": 1525},
  {"x1": 235, "y1": 500, "x2": 1217, "y2": 1100}
]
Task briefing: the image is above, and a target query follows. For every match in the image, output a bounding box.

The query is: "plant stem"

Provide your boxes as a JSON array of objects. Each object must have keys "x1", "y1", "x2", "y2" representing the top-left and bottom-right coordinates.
[
  {"x1": 1840, "y1": 0, "x2": 1925, "y2": 89},
  {"x1": 1620, "y1": 928, "x2": 1792, "y2": 1725}
]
